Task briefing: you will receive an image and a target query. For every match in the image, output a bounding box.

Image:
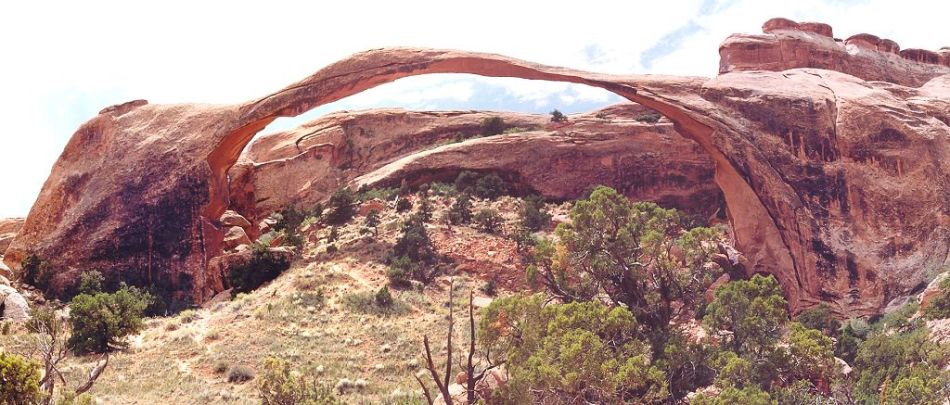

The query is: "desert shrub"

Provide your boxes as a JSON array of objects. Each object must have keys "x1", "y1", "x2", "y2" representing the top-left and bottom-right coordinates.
[
  {"x1": 795, "y1": 303, "x2": 839, "y2": 336},
  {"x1": 417, "y1": 194, "x2": 433, "y2": 222},
  {"x1": 872, "y1": 298, "x2": 920, "y2": 332},
  {"x1": 214, "y1": 360, "x2": 229, "y2": 374},
  {"x1": 704, "y1": 274, "x2": 788, "y2": 357},
  {"x1": 851, "y1": 327, "x2": 950, "y2": 403},
  {"x1": 428, "y1": 182, "x2": 457, "y2": 197},
  {"x1": 361, "y1": 210, "x2": 380, "y2": 236},
  {"x1": 474, "y1": 173, "x2": 507, "y2": 199},
  {"x1": 692, "y1": 385, "x2": 772, "y2": 405},
  {"x1": 0, "y1": 352, "x2": 42, "y2": 404},
  {"x1": 68, "y1": 284, "x2": 153, "y2": 353},
  {"x1": 595, "y1": 111, "x2": 609, "y2": 120},
  {"x1": 636, "y1": 113, "x2": 662, "y2": 123},
  {"x1": 374, "y1": 286, "x2": 394, "y2": 307},
  {"x1": 518, "y1": 195, "x2": 550, "y2": 231},
  {"x1": 448, "y1": 193, "x2": 473, "y2": 225},
  {"x1": 923, "y1": 276, "x2": 950, "y2": 320},
  {"x1": 480, "y1": 116, "x2": 506, "y2": 136},
  {"x1": 178, "y1": 309, "x2": 200, "y2": 324},
  {"x1": 342, "y1": 291, "x2": 410, "y2": 316},
  {"x1": 228, "y1": 365, "x2": 256, "y2": 383},
  {"x1": 357, "y1": 186, "x2": 397, "y2": 202},
  {"x1": 22, "y1": 253, "x2": 53, "y2": 292},
  {"x1": 474, "y1": 208, "x2": 503, "y2": 233},
  {"x1": 454, "y1": 171, "x2": 479, "y2": 194},
  {"x1": 395, "y1": 197, "x2": 413, "y2": 213},
  {"x1": 388, "y1": 215, "x2": 439, "y2": 286},
  {"x1": 229, "y1": 243, "x2": 292, "y2": 294},
  {"x1": 77, "y1": 270, "x2": 105, "y2": 295},
  {"x1": 481, "y1": 279, "x2": 497, "y2": 297},
  {"x1": 258, "y1": 358, "x2": 344, "y2": 405},
  {"x1": 531, "y1": 186, "x2": 721, "y2": 354},
  {"x1": 550, "y1": 109, "x2": 567, "y2": 122},
  {"x1": 479, "y1": 295, "x2": 669, "y2": 403},
  {"x1": 325, "y1": 187, "x2": 357, "y2": 225},
  {"x1": 274, "y1": 205, "x2": 306, "y2": 233}
]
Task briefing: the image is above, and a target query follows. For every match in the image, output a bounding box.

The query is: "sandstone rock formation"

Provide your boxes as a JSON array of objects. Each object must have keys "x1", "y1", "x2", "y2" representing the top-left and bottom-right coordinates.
[
  {"x1": 721, "y1": 17, "x2": 950, "y2": 87},
  {"x1": 0, "y1": 284, "x2": 30, "y2": 321},
  {"x1": 0, "y1": 217, "x2": 24, "y2": 254},
  {"x1": 5, "y1": 19, "x2": 948, "y2": 317},
  {"x1": 233, "y1": 104, "x2": 723, "y2": 226}
]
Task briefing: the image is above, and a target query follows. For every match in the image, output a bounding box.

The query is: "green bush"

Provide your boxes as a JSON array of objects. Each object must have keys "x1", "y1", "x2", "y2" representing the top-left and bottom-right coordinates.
[
  {"x1": 474, "y1": 208, "x2": 503, "y2": 233},
  {"x1": 342, "y1": 291, "x2": 410, "y2": 316},
  {"x1": 417, "y1": 194, "x2": 433, "y2": 222},
  {"x1": 795, "y1": 303, "x2": 839, "y2": 336},
  {"x1": 704, "y1": 274, "x2": 788, "y2": 356},
  {"x1": 851, "y1": 327, "x2": 950, "y2": 403},
  {"x1": 454, "y1": 171, "x2": 480, "y2": 194},
  {"x1": 0, "y1": 352, "x2": 42, "y2": 404},
  {"x1": 22, "y1": 253, "x2": 53, "y2": 292},
  {"x1": 550, "y1": 109, "x2": 567, "y2": 123},
  {"x1": 474, "y1": 173, "x2": 508, "y2": 200},
  {"x1": 518, "y1": 195, "x2": 550, "y2": 231},
  {"x1": 448, "y1": 193, "x2": 473, "y2": 225},
  {"x1": 923, "y1": 276, "x2": 950, "y2": 320},
  {"x1": 68, "y1": 284, "x2": 153, "y2": 353},
  {"x1": 325, "y1": 187, "x2": 357, "y2": 225},
  {"x1": 229, "y1": 243, "x2": 292, "y2": 294},
  {"x1": 361, "y1": 210, "x2": 380, "y2": 236},
  {"x1": 375, "y1": 286, "x2": 394, "y2": 307},
  {"x1": 77, "y1": 270, "x2": 105, "y2": 295},
  {"x1": 388, "y1": 214, "x2": 440, "y2": 286},
  {"x1": 480, "y1": 116, "x2": 506, "y2": 136},
  {"x1": 274, "y1": 205, "x2": 306, "y2": 233},
  {"x1": 479, "y1": 295, "x2": 668, "y2": 403},
  {"x1": 258, "y1": 358, "x2": 344, "y2": 405},
  {"x1": 395, "y1": 197, "x2": 413, "y2": 213},
  {"x1": 228, "y1": 365, "x2": 255, "y2": 383}
]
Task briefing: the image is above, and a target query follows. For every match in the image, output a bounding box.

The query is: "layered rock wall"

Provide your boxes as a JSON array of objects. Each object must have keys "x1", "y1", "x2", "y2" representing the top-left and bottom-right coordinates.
[
  {"x1": 232, "y1": 104, "x2": 723, "y2": 226},
  {"x1": 720, "y1": 17, "x2": 950, "y2": 87}
]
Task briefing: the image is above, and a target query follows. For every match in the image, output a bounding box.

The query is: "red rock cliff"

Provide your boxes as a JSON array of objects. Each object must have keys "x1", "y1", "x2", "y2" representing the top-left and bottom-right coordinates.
[{"x1": 5, "y1": 20, "x2": 948, "y2": 317}]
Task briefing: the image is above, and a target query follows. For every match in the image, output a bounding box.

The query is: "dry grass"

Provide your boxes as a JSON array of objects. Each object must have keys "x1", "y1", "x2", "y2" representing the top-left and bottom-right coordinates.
[{"x1": 1, "y1": 195, "x2": 532, "y2": 404}]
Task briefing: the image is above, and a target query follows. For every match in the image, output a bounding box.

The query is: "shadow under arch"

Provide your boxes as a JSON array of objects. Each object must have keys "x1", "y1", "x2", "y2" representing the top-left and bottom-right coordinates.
[{"x1": 205, "y1": 47, "x2": 802, "y2": 309}]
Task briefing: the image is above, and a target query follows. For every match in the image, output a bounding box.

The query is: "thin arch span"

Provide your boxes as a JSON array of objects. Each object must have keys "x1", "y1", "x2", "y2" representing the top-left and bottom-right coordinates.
[{"x1": 204, "y1": 47, "x2": 803, "y2": 309}]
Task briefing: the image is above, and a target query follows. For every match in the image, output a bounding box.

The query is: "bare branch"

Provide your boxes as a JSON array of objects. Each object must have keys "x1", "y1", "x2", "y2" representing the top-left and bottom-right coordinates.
[{"x1": 75, "y1": 354, "x2": 109, "y2": 395}]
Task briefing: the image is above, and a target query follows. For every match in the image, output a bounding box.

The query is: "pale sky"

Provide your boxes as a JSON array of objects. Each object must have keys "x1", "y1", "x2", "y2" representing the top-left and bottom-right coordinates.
[{"x1": 0, "y1": 0, "x2": 947, "y2": 217}]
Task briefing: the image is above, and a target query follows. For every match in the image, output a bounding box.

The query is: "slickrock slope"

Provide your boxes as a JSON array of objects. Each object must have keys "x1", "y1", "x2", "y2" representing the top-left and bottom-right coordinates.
[
  {"x1": 232, "y1": 104, "x2": 723, "y2": 227},
  {"x1": 720, "y1": 17, "x2": 950, "y2": 87},
  {"x1": 5, "y1": 19, "x2": 948, "y2": 316}
]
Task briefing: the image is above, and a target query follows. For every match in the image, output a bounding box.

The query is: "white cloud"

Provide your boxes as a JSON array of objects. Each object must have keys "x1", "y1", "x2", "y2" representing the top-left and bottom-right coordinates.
[{"x1": 0, "y1": 0, "x2": 946, "y2": 216}]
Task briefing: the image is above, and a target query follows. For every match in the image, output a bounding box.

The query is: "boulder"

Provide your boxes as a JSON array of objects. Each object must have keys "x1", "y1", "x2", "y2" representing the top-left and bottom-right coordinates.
[
  {"x1": 220, "y1": 210, "x2": 252, "y2": 229},
  {"x1": 205, "y1": 247, "x2": 294, "y2": 294},
  {"x1": 0, "y1": 260, "x2": 11, "y2": 279},
  {"x1": 0, "y1": 285, "x2": 29, "y2": 321},
  {"x1": 358, "y1": 199, "x2": 387, "y2": 217},
  {"x1": 222, "y1": 226, "x2": 251, "y2": 252}
]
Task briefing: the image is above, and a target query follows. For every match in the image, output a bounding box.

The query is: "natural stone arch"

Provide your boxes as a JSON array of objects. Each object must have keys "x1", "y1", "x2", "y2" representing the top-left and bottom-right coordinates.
[{"x1": 205, "y1": 48, "x2": 800, "y2": 308}]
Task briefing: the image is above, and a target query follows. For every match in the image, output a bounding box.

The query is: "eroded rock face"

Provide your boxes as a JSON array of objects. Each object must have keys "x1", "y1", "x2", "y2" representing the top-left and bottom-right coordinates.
[
  {"x1": 0, "y1": 217, "x2": 24, "y2": 253},
  {"x1": 721, "y1": 17, "x2": 950, "y2": 87},
  {"x1": 6, "y1": 19, "x2": 948, "y2": 317},
  {"x1": 233, "y1": 104, "x2": 723, "y2": 225}
]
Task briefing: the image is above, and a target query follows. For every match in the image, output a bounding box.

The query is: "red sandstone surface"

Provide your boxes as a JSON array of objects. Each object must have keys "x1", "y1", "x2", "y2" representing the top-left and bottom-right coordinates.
[{"x1": 4, "y1": 19, "x2": 948, "y2": 317}]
